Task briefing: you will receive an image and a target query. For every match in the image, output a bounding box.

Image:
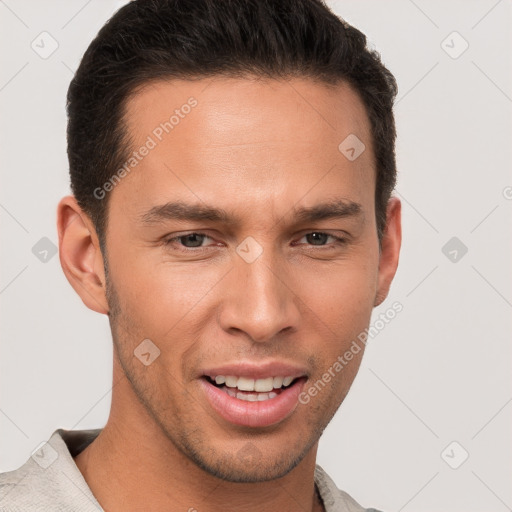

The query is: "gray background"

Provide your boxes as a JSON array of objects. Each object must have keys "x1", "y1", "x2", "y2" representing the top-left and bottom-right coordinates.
[{"x1": 1, "y1": 1, "x2": 511, "y2": 510}]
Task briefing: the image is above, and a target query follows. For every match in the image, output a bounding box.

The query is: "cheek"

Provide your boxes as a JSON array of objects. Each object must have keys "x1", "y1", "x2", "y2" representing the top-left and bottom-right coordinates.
[
  {"x1": 111, "y1": 254, "x2": 226, "y2": 338},
  {"x1": 296, "y1": 257, "x2": 379, "y2": 336}
]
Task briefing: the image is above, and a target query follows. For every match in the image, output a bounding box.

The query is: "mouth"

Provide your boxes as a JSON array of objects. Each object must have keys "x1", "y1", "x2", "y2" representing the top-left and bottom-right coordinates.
[
  {"x1": 200, "y1": 373, "x2": 308, "y2": 428},
  {"x1": 204, "y1": 374, "x2": 301, "y2": 402}
]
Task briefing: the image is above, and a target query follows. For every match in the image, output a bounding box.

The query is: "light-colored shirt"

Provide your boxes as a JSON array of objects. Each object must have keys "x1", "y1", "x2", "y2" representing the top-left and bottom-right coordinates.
[{"x1": 0, "y1": 429, "x2": 382, "y2": 512}]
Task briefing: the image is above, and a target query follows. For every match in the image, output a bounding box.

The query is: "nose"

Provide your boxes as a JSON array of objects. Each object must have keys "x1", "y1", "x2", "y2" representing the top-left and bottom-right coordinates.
[{"x1": 218, "y1": 248, "x2": 301, "y2": 343}]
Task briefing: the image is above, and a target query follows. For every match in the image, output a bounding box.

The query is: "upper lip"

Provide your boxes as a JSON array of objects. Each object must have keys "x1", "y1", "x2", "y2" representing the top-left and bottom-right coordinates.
[{"x1": 200, "y1": 361, "x2": 309, "y2": 380}]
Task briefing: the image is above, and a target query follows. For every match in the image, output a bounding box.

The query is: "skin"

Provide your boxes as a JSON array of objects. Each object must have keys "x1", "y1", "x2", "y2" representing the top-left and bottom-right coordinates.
[{"x1": 57, "y1": 76, "x2": 401, "y2": 512}]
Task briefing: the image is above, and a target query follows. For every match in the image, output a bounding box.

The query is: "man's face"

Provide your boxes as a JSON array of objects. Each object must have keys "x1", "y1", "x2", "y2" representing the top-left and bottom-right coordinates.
[{"x1": 103, "y1": 77, "x2": 387, "y2": 482}]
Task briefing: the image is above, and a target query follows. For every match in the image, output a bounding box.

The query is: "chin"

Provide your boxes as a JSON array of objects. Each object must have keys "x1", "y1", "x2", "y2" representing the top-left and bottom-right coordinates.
[
  {"x1": 204, "y1": 460, "x2": 301, "y2": 483},
  {"x1": 185, "y1": 441, "x2": 310, "y2": 483}
]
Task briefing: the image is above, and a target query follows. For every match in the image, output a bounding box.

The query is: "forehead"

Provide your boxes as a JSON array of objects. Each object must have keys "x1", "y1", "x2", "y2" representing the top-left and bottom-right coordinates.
[
  {"x1": 125, "y1": 76, "x2": 372, "y2": 148},
  {"x1": 112, "y1": 76, "x2": 375, "y2": 221}
]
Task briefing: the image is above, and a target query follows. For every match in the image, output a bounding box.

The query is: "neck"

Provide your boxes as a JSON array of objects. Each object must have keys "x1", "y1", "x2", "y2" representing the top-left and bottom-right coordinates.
[{"x1": 74, "y1": 366, "x2": 325, "y2": 512}]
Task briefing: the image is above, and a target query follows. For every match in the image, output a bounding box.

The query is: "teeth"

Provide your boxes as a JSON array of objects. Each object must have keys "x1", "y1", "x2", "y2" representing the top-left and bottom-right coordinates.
[
  {"x1": 273, "y1": 376, "x2": 284, "y2": 388},
  {"x1": 237, "y1": 377, "x2": 255, "y2": 391},
  {"x1": 237, "y1": 392, "x2": 258, "y2": 401},
  {"x1": 225, "y1": 376, "x2": 238, "y2": 387},
  {"x1": 255, "y1": 377, "x2": 274, "y2": 392},
  {"x1": 219, "y1": 385, "x2": 280, "y2": 401},
  {"x1": 234, "y1": 391, "x2": 278, "y2": 401},
  {"x1": 283, "y1": 376, "x2": 294, "y2": 387},
  {"x1": 213, "y1": 375, "x2": 296, "y2": 391}
]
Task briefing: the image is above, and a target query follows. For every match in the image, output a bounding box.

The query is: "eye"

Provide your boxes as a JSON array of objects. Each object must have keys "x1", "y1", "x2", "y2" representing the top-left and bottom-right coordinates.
[
  {"x1": 163, "y1": 230, "x2": 347, "y2": 253},
  {"x1": 164, "y1": 232, "x2": 214, "y2": 250},
  {"x1": 296, "y1": 232, "x2": 346, "y2": 247}
]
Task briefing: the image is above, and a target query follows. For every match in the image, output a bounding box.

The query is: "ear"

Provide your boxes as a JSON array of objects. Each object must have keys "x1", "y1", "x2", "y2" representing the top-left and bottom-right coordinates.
[
  {"x1": 57, "y1": 195, "x2": 109, "y2": 314},
  {"x1": 374, "y1": 197, "x2": 402, "y2": 307}
]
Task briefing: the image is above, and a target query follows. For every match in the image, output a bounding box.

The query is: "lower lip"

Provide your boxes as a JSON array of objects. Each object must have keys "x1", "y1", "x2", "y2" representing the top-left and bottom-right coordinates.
[{"x1": 200, "y1": 378, "x2": 306, "y2": 428}]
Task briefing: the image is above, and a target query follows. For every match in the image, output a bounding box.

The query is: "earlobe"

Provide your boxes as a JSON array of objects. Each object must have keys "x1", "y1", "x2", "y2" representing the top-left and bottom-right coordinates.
[
  {"x1": 374, "y1": 197, "x2": 402, "y2": 307},
  {"x1": 57, "y1": 195, "x2": 109, "y2": 315}
]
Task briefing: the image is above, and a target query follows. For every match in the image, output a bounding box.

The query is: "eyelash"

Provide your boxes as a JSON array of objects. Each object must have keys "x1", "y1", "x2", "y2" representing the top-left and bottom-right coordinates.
[{"x1": 163, "y1": 232, "x2": 347, "y2": 253}]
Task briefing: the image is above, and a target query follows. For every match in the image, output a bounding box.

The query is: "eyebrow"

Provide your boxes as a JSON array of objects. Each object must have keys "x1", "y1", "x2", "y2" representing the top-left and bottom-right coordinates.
[{"x1": 139, "y1": 198, "x2": 363, "y2": 226}]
